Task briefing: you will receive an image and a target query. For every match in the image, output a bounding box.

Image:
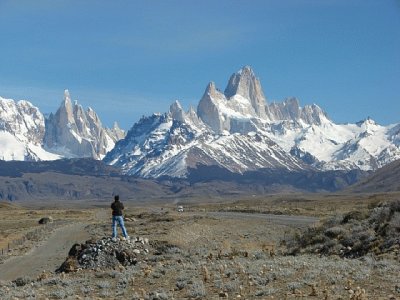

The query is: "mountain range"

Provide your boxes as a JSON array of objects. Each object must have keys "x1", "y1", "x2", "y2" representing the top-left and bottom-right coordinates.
[
  {"x1": 0, "y1": 90, "x2": 124, "y2": 161},
  {"x1": 1, "y1": 66, "x2": 399, "y2": 184},
  {"x1": 104, "y1": 66, "x2": 400, "y2": 179}
]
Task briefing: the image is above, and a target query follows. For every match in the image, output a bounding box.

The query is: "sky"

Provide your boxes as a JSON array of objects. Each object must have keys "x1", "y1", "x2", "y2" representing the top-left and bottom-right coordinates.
[{"x1": 0, "y1": 0, "x2": 399, "y2": 130}]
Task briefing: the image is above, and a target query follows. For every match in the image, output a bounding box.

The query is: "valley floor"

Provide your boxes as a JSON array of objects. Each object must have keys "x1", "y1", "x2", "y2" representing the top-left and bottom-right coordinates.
[{"x1": 0, "y1": 193, "x2": 399, "y2": 299}]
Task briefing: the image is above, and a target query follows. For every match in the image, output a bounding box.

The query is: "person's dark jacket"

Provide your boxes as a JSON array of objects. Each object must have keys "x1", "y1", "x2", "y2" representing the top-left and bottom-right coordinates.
[{"x1": 111, "y1": 200, "x2": 124, "y2": 216}]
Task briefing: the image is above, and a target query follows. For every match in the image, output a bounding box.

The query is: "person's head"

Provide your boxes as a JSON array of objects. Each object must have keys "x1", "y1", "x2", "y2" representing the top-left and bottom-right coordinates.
[{"x1": 114, "y1": 195, "x2": 119, "y2": 201}]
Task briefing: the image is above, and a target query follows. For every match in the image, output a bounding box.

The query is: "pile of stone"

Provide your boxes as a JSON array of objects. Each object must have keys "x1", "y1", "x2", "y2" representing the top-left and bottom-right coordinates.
[{"x1": 57, "y1": 236, "x2": 150, "y2": 273}]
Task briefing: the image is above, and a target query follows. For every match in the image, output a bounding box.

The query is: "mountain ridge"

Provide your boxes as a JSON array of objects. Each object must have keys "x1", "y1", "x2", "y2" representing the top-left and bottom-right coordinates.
[
  {"x1": 0, "y1": 90, "x2": 125, "y2": 161},
  {"x1": 1, "y1": 66, "x2": 399, "y2": 184},
  {"x1": 104, "y1": 66, "x2": 400, "y2": 179},
  {"x1": 0, "y1": 158, "x2": 368, "y2": 201}
]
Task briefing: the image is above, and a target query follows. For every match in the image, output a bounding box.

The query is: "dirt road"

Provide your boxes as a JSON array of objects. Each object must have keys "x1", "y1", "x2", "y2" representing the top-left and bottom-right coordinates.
[
  {"x1": 0, "y1": 222, "x2": 90, "y2": 281},
  {"x1": 0, "y1": 209, "x2": 316, "y2": 282}
]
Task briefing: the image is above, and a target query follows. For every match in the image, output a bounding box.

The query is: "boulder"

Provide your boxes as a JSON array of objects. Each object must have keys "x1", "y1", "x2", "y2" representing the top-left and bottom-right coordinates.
[{"x1": 38, "y1": 216, "x2": 53, "y2": 224}]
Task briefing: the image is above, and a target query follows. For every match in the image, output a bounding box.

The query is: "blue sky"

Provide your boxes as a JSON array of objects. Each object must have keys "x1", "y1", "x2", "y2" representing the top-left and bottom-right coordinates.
[{"x1": 0, "y1": 0, "x2": 399, "y2": 129}]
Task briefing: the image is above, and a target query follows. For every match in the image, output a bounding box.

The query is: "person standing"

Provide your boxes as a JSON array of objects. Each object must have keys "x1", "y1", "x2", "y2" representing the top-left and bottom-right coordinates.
[{"x1": 111, "y1": 195, "x2": 129, "y2": 240}]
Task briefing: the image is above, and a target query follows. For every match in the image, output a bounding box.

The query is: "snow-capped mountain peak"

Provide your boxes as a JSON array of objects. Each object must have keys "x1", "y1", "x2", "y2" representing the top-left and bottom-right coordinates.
[
  {"x1": 0, "y1": 90, "x2": 125, "y2": 162},
  {"x1": 44, "y1": 90, "x2": 125, "y2": 159},
  {"x1": 169, "y1": 100, "x2": 185, "y2": 123},
  {"x1": 0, "y1": 96, "x2": 60, "y2": 160},
  {"x1": 224, "y1": 65, "x2": 267, "y2": 119},
  {"x1": 1, "y1": 67, "x2": 399, "y2": 179},
  {"x1": 105, "y1": 66, "x2": 400, "y2": 178}
]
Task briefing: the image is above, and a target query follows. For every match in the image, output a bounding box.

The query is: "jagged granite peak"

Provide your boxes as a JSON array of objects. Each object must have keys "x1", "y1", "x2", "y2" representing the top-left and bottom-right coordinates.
[
  {"x1": 268, "y1": 97, "x2": 329, "y2": 125},
  {"x1": 169, "y1": 101, "x2": 206, "y2": 130},
  {"x1": 197, "y1": 80, "x2": 263, "y2": 134},
  {"x1": 198, "y1": 68, "x2": 271, "y2": 134},
  {"x1": 300, "y1": 103, "x2": 329, "y2": 125},
  {"x1": 106, "y1": 122, "x2": 126, "y2": 142},
  {"x1": 60, "y1": 89, "x2": 75, "y2": 125},
  {"x1": 224, "y1": 66, "x2": 268, "y2": 119},
  {"x1": 169, "y1": 100, "x2": 186, "y2": 123},
  {"x1": 44, "y1": 90, "x2": 124, "y2": 159},
  {"x1": 186, "y1": 105, "x2": 204, "y2": 128},
  {"x1": 106, "y1": 66, "x2": 400, "y2": 178},
  {"x1": 197, "y1": 81, "x2": 229, "y2": 133},
  {"x1": 64, "y1": 89, "x2": 71, "y2": 99}
]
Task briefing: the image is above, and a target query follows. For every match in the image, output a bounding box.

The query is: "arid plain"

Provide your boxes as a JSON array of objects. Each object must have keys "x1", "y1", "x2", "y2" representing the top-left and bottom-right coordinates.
[{"x1": 0, "y1": 192, "x2": 399, "y2": 299}]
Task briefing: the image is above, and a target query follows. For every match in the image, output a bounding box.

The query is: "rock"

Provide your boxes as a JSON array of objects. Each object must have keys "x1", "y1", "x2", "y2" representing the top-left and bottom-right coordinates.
[
  {"x1": 13, "y1": 276, "x2": 32, "y2": 287},
  {"x1": 37, "y1": 271, "x2": 51, "y2": 281},
  {"x1": 219, "y1": 291, "x2": 228, "y2": 297},
  {"x1": 56, "y1": 257, "x2": 79, "y2": 273},
  {"x1": 38, "y1": 216, "x2": 53, "y2": 224},
  {"x1": 0, "y1": 280, "x2": 9, "y2": 287},
  {"x1": 57, "y1": 236, "x2": 151, "y2": 271},
  {"x1": 68, "y1": 243, "x2": 82, "y2": 256}
]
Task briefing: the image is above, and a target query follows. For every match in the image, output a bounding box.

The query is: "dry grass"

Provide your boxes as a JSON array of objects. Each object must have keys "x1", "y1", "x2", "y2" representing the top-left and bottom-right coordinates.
[
  {"x1": 186, "y1": 191, "x2": 400, "y2": 218},
  {"x1": 0, "y1": 204, "x2": 93, "y2": 251},
  {"x1": 1, "y1": 193, "x2": 400, "y2": 299}
]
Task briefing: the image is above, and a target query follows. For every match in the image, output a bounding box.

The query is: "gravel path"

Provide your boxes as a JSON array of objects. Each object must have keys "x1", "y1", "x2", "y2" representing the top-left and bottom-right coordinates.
[
  {"x1": 0, "y1": 210, "x2": 316, "y2": 282},
  {"x1": 0, "y1": 222, "x2": 90, "y2": 281}
]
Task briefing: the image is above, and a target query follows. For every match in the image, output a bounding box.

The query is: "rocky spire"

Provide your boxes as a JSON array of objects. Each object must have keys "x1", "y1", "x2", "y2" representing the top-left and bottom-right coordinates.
[
  {"x1": 59, "y1": 89, "x2": 75, "y2": 125},
  {"x1": 268, "y1": 97, "x2": 329, "y2": 125},
  {"x1": 169, "y1": 100, "x2": 186, "y2": 123},
  {"x1": 197, "y1": 82, "x2": 229, "y2": 133},
  {"x1": 111, "y1": 122, "x2": 126, "y2": 141},
  {"x1": 44, "y1": 90, "x2": 124, "y2": 159},
  {"x1": 224, "y1": 66, "x2": 267, "y2": 119}
]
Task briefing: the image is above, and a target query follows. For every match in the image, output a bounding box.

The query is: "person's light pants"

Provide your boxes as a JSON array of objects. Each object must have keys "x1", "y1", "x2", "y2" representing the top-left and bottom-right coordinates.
[{"x1": 112, "y1": 215, "x2": 128, "y2": 238}]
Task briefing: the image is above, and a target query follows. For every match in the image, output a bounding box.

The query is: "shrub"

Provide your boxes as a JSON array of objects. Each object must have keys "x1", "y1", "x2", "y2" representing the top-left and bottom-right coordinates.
[
  {"x1": 324, "y1": 226, "x2": 346, "y2": 238},
  {"x1": 187, "y1": 281, "x2": 206, "y2": 298},
  {"x1": 389, "y1": 200, "x2": 400, "y2": 212},
  {"x1": 48, "y1": 290, "x2": 66, "y2": 299},
  {"x1": 148, "y1": 290, "x2": 170, "y2": 300},
  {"x1": 255, "y1": 288, "x2": 279, "y2": 297},
  {"x1": 370, "y1": 207, "x2": 391, "y2": 225},
  {"x1": 341, "y1": 211, "x2": 367, "y2": 224},
  {"x1": 176, "y1": 279, "x2": 187, "y2": 290},
  {"x1": 224, "y1": 280, "x2": 240, "y2": 292},
  {"x1": 97, "y1": 280, "x2": 112, "y2": 289},
  {"x1": 285, "y1": 199, "x2": 400, "y2": 258}
]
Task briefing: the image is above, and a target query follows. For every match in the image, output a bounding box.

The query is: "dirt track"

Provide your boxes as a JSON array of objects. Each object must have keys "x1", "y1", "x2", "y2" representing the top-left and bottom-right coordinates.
[
  {"x1": 0, "y1": 222, "x2": 90, "y2": 281},
  {"x1": 0, "y1": 210, "x2": 316, "y2": 282}
]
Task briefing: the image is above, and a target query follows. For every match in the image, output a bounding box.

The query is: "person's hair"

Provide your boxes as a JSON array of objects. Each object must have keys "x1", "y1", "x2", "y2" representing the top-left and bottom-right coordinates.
[{"x1": 114, "y1": 195, "x2": 119, "y2": 201}]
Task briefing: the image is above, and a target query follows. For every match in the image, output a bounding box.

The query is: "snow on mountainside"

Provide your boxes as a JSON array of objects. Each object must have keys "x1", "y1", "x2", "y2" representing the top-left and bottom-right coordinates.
[
  {"x1": 0, "y1": 96, "x2": 60, "y2": 160},
  {"x1": 1, "y1": 66, "x2": 398, "y2": 177},
  {"x1": 104, "y1": 106, "x2": 307, "y2": 178},
  {"x1": 105, "y1": 66, "x2": 400, "y2": 178},
  {"x1": 44, "y1": 90, "x2": 125, "y2": 159},
  {"x1": 0, "y1": 91, "x2": 125, "y2": 161}
]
